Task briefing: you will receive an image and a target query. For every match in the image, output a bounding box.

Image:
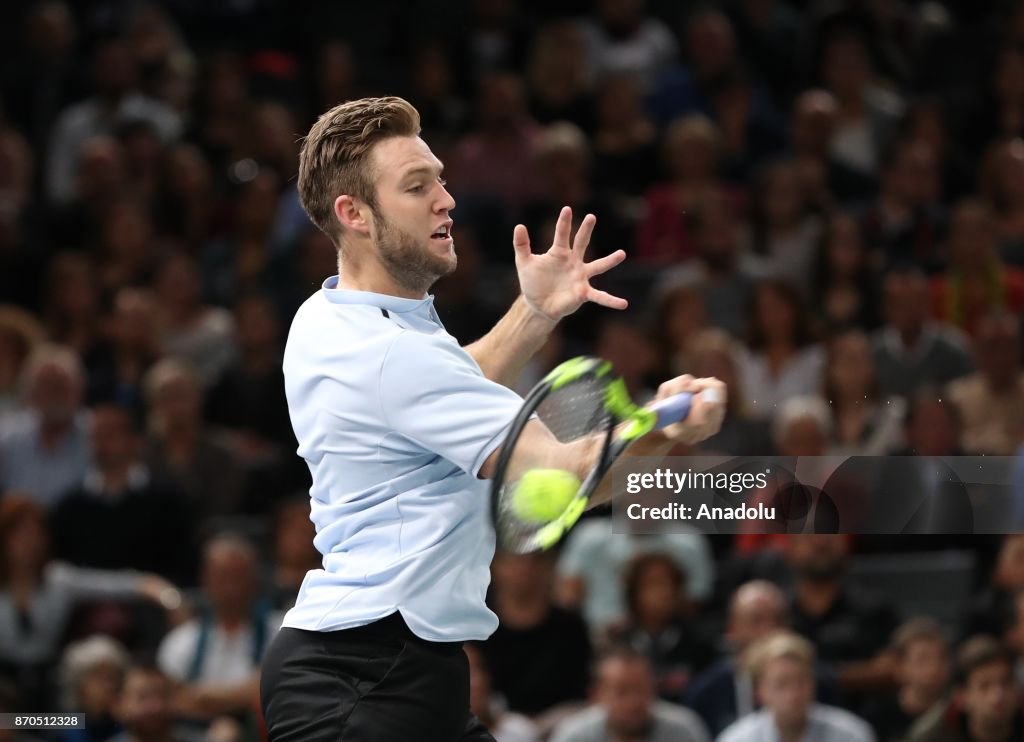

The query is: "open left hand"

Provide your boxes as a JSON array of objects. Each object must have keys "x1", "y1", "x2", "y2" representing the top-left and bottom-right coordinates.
[{"x1": 514, "y1": 206, "x2": 628, "y2": 321}]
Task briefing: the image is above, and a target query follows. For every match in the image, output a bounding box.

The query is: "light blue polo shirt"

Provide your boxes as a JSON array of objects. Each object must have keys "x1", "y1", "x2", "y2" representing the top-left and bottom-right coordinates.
[{"x1": 280, "y1": 276, "x2": 524, "y2": 642}]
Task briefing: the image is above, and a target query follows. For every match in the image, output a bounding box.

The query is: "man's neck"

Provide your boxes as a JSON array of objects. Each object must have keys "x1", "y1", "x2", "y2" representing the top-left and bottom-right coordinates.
[
  {"x1": 775, "y1": 714, "x2": 808, "y2": 742},
  {"x1": 337, "y1": 255, "x2": 427, "y2": 300},
  {"x1": 38, "y1": 418, "x2": 72, "y2": 449}
]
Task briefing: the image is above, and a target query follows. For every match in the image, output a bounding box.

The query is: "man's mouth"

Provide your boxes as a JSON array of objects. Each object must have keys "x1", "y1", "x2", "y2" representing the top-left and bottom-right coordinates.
[{"x1": 431, "y1": 223, "x2": 452, "y2": 240}]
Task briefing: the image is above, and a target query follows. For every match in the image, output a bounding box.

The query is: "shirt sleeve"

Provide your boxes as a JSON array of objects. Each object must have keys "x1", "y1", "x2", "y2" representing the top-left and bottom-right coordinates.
[{"x1": 378, "y1": 329, "x2": 525, "y2": 477}]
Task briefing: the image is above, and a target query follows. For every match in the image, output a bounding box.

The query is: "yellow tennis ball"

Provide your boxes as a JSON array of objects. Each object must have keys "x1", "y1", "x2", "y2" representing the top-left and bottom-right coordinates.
[{"x1": 511, "y1": 469, "x2": 581, "y2": 524}]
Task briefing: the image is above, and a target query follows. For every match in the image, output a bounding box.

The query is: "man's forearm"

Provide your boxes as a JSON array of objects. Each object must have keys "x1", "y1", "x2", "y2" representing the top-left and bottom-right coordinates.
[{"x1": 464, "y1": 295, "x2": 557, "y2": 387}]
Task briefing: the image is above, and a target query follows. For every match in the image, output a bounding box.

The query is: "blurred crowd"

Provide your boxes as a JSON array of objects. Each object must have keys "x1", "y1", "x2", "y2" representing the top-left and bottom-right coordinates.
[{"x1": 4, "y1": 0, "x2": 1024, "y2": 740}]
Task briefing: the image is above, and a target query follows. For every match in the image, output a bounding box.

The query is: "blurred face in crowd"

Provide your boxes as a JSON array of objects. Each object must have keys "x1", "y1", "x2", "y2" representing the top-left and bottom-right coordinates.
[
  {"x1": 150, "y1": 370, "x2": 201, "y2": 432},
  {"x1": 90, "y1": 406, "x2": 140, "y2": 473},
  {"x1": 762, "y1": 163, "x2": 805, "y2": 229},
  {"x1": 776, "y1": 415, "x2": 827, "y2": 457},
  {"x1": 661, "y1": 286, "x2": 707, "y2": 352},
  {"x1": 883, "y1": 270, "x2": 929, "y2": 337},
  {"x1": 995, "y1": 535, "x2": 1024, "y2": 591},
  {"x1": 117, "y1": 668, "x2": 171, "y2": 737},
  {"x1": 822, "y1": 34, "x2": 871, "y2": 102},
  {"x1": 785, "y1": 535, "x2": 849, "y2": 581},
  {"x1": 597, "y1": 76, "x2": 643, "y2": 130},
  {"x1": 906, "y1": 398, "x2": 958, "y2": 456},
  {"x1": 478, "y1": 74, "x2": 527, "y2": 130},
  {"x1": 491, "y1": 551, "x2": 552, "y2": 600},
  {"x1": 596, "y1": 321, "x2": 656, "y2": 389},
  {"x1": 3, "y1": 506, "x2": 49, "y2": 576},
  {"x1": 758, "y1": 655, "x2": 814, "y2": 729},
  {"x1": 25, "y1": 359, "x2": 82, "y2": 427},
  {"x1": 687, "y1": 10, "x2": 736, "y2": 79},
  {"x1": 166, "y1": 144, "x2": 212, "y2": 200},
  {"x1": 77, "y1": 137, "x2": 127, "y2": 201},
  {"x1": 597, "y1": 657, "x2": 656, "y2": 738},
  {"x1": 93, "y1": 40, "x2": 137, "y2": 100},
  {"x1": 728, "y1": 583, "x2": 788, "y2": 650},
  {"x1": 960, "y1": 660, "x2": 1016, "y2": 735},
  {"x1": 792, "y1": 90, "x2": 837, "y2": 157},
  {"x1": 236, "y1": 171, "x2": 279, "y2": 236},
  {"x1": 900, "y1": 638, "x2": 950, "y2": 698},
  {"x1": 26, "y1": 1, "x2": 76, "y2": 59},
  {"x1": 666, "y1": 123, "x2": 717, "y2": 183},
  {"x1": 695, "y1": 197, "x2": 738, "y2": 270},
  {"x1": 631, "y1": 557, "x2": 683, "y2": 625},
  {"x1": 103, "y1": 200, "x2": 153, "y2": 264},
  {"x1": 827, "y1": 330, "x2": 874, "y2": 400},
  {"x1": 948, "y1": 200, "x2": 998, "y2": 269},
  {"x1": 203, "y1": 541, "x2": 259, "y2": 618},
  {"x1": 111, "y1": 288, "x2": 158, "y2": 355},
  {"x1": 235, "y1": 295, "x2": 281, "y2": 358},
  {"x1": 753, "y1": 283, "x2": 798, "y2": 346},
  {"x1": 886, "y1": 141, "x2": 939, "y2": 208},
  {"x1": 79, "y1": 661, "x2": 124, "y2": 716},
  {"x1": 974, "y1": 315, "x2": 1021, "y2": 390},
  {"x1": 825, "y1": 214, "x2": 864, "y2": 280},
  {"x1": 155, "y1": 254, "x2": 202, "y2": 312}
]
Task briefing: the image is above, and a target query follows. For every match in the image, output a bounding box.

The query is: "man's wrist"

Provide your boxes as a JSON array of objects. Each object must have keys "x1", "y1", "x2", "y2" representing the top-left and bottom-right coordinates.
[{"x1": 520, "y1": 295, "x2": 560, "y2": 329}]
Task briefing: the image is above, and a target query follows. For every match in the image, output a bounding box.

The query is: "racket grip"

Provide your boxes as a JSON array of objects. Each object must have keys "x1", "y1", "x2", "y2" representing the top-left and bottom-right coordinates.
[{"x1": 649, "y1": 392, "x2": 694, "y2": 428}]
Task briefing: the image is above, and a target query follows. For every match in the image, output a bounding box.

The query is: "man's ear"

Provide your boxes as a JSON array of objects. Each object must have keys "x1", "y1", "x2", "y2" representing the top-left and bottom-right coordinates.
[{"x1": 334, "y1": 195, "x2": 371, "y2": 236}]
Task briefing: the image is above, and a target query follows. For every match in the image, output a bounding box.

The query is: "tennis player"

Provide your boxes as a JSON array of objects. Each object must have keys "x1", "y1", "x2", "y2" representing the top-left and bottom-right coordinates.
[{"x1": 258, "y1": 96, "x2": 726, "y2": 741}]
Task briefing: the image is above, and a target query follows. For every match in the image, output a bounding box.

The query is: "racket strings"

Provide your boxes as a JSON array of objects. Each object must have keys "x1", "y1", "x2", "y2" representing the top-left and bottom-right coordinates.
[{"x1": 496, "y1": 377, "x2": 613, "y2": 553}]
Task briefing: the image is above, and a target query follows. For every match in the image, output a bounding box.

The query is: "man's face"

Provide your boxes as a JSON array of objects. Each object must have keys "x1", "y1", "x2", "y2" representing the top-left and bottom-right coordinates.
[
  {"x1": 598, "y1": 658, "x2": 655, "y2": 738},
  {"x1": 960, "y1": 661, "x2": 1016, "y2": 732},
  {"x1": 364, "y1": 136, "x2": 457, "y2": 294},
  {"x1": 118, "y1": 670, "x2": 171, "y2": 737},
  {"x1": 884, "y1": 272, "x2": 928, "y2": 335},
  {"x1": 758, "y1": 656, "x2": 814, "y2": 728},
  {"x1": 729, "y1": 592, "x2": 787, "y2": 650},
  {"x1": 900, "y1": 639, "x2": 950, "y2": 697},
  {"x1": 785, "y1": 535, "x2": 848, "y2": 580}
]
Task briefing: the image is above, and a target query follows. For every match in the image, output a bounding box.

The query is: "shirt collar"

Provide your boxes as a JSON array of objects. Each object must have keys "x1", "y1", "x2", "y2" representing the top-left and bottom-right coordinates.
[
  {"x1": 321, "y1": 275, "x2": 436, "y2": 316},
  {"x1": 83, "y1": 464, "x2": 151, "y2": 498}
]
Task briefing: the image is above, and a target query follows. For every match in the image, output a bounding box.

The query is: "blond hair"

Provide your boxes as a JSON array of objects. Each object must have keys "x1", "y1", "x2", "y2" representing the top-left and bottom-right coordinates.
[
  {"x1": 745, "y1": 631, "x2": 816, "y2": 681},
  {"x1": 298, "y1": 97, "x2": 421, "y2": 242}
]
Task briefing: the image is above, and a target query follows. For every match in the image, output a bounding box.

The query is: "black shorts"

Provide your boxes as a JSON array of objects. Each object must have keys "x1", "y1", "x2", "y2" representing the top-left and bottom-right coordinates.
[{"x1": 259, "y1": 613, "x2": 495, "y2": 742}]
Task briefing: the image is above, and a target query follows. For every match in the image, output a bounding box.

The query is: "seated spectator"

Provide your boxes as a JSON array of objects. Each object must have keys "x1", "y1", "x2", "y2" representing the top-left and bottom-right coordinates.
[
  {"x1": 605, "y1": 553, "x2": 716, "y2": 703},
  {"x1": 689, "y1": 329, "x2": 772, "y2": 457},
  {"x1": 772, "y1": 395, "x2": 830, "y2": 456},
  {"x1": 51, "y1": 403, "x2": 198, "y2": 583},
  {"x1": 0, "y1": 344, "x2": 90, "y2": 509},
  {"x1": 652, "y1": 273, "x2": 710, "y2": 379},
  {"x1": 483, "y1": 551, "x2": 592, "y2": 718},
  {"x1": 465, "y1": 642, "x2": 539, "y2": 742},
  {"x1": 550, "y1": 646, "x2": 710, "y2": 742},
  {"x1": 823, "y1": 326, "x2": 905, "y2": 455},
  {"x1": 687, "y1": 581, "x2": 840, "y2": 737},
  {"x1": 0, "y1": 306, "x2": 44, "y2": 416},
  {"x1": 739, "y1": 280, "x2": 825, "y2": 420},
  {"x1": 945, "y1": 313, "x2": 1024, "y2": 455},
  {"x1": 57, "y1": 636, "x2": 129, "y2": 742},
  {"x1": 143, "y1": 358, "x2": 245, "y2": 521},
  {"x1": 590, "y1": 75, "x2": 658, "y2": 200},
  {"x1": 110, "y1": 663, "x2": 226, "y2": 742},
  {"x1": 741, "y1": 159, "x2": 822, "y2": 299},
  {"x1": 157, "y1": 534, "x2": 278, "y2": 722},
  {"x1": 908, "y1": 636, "x2": 1023, "y2": 742},
  {"x1": 930, "y1": 200, "x2": 1024, "y2": 339},
  {"x1": 153, "y1": 253, "x2": 236, "y2": 389},
  {"x1": 784, "y1": 536, "x2": 900, "y2": 701},
  {"x1": 578, "y1": 0, "x2": 677, "y2": 91},
  {"x1": 813, "y1": 213, "x2": 882, "y2": 331},
  {"x1": 895, "y1": 389, "x2": 963, "y2": 456},
  {"x1": 872, "y1": 266, "x2": 975, "y2": 400},
  {"x1": 556, "y1": 517, "x2": 714, "y2": 634},
  {"x1": 965, "y1": 536, "x2": 1024, "y2": 640},
  {"x1": 981, "y1": 137, "x2": 1024, "y2": 268},
  {"x1": 594, "y1": 318, "x2": 657, "y2": 403},
  {"x1": 717, "y1": 631, "x2": 874, "y2": 742},
  {"x1": 0, "y1": 495, "x2": 183, "y2": 711},
  {"x1": 862, "y1": 618, "x2": 951, "y2": 742}
]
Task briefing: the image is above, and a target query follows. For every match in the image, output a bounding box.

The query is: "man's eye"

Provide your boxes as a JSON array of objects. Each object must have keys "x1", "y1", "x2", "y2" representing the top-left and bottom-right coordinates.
[{"x1": 408, "y1": 185, "x2": 423, "y2": 193}]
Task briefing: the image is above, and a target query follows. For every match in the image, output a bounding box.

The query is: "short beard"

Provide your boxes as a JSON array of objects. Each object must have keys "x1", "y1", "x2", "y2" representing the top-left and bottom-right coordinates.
[{"x1": 372, "y1": 208, "x2": 456, "y2": 295}]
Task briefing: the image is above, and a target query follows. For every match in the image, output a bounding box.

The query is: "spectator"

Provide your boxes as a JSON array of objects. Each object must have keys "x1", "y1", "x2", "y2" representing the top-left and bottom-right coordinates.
[
  {"x1": 652, "y1": 275, "x2": 709, "y2": 379},
  {"x1": 483, "y1": 551, "x2": 592, "y2": 717},
  {"x1": 739, "y1": 279, "x2": 825, "y2": 420},
  {"x1": 407, "y1": 43, "x2": 468, "y2": 156},
  {"x1": 0, "y1": 343, "x2": 90, "y2": 508},
  {"x1": 155, "y1": 143, "x2": 217, "y2": 252},
  {"x1": 143, "y1": 357, "x2": 246, "y2": 521},
  {"x1": 896, "y1": 389, "x2": 964, "y2": 457},
  {"x1": 981, "y1": 138, "x2": 1024, "y2": 267},
  {"x1": 930, "y1": 199, "x2": 1024, "y2": 338},
  {"x1": 945, "y1": 313, "x2": 1024, "y2": 455},
  {"x1": 717, "y1": 631, "x2": 874, "y2": 742},
  {"x1": 605, "y1": 553, "x2": 716, "y2": 703},
  {"x1": 556, "y1": 517, "x2": 714, "y2": 634},
  {"x1": 0, "y1": 306, "x2": 44, "y2": 416},
  {"x1": 872, "y1": 266, "x2": 975, "y2": 399},
  {"x1": 157, "y1": 534, "x2": 278, "y2": 722},
  {"x1": 50, "y1": 403, "x2": 198, "y2": 583},
  {"x1": 823, "y1": 326, "x2": 906, "y2": 455},
  {"x1": 266, "y1": 496, "x2": 319, "y2": 613},
  {"x1": 965, "y1": 536, "x2": 1024, "y2": 641},
  {"x1": 0, "y1": 495, "x2": 183, "y2": 711},
  {"x1": 771, "y1": 395, "x2": 831, "y2": 456},
  {"x1": 109, "y1": 663, "x2": 212, "y2": 742},
  {"x1": 42, "y1": 253, "x2": 103, "y2": 366},
  {"x1": 784, "y1": 536, "x2": 900, "y2": 700},
  {"x1": 590, "y1": 74, "x2": 658, "y2": 200},
  {"x1": 465, "y1": 642, "x2": 539, "y2": 742},
  {"x1": 686, "y1": 581, "x2": 831, "y2": 738},
  {"x1": 526, "y1": 21, "x2": 594, "y2": 133},
  {"x1": 550, "y1": 646, "x2": 711, "y2": 742},
  {"x1": 57, "y1": 636, "x2": 129, "y2": 742},
  {"x1": 153, "y1": 253, "x2": 236, "y2": 389},
  {"x1": 578, "y1": 0, "x2": 677, "y2": 91},
  {"x1": 47, "y1": 36, "x2": 181, "y2": 204},
  {"x1": 689, "y1": 329, "x2": 772, "y2": 457},
  {"x1": 908, "y1": 636, "x2": 1023, "y2": 742},
  {"x1": 814, "y1": 213, "x2": 882, "y2": 333},
  {"x1": 862, "y1": 618, "x2": 951, "y2": 742}
]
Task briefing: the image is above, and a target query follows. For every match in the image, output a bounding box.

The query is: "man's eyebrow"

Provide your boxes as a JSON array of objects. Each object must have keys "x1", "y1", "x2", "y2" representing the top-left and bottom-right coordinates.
[{"x1": 401, "y1": 164, "x2": 445, "y2": 180}]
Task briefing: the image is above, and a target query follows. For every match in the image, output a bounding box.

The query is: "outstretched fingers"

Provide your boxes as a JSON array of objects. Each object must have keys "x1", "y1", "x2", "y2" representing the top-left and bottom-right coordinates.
[{"x1": 584, "y1": 249, "x2": 626, "y2": 278}]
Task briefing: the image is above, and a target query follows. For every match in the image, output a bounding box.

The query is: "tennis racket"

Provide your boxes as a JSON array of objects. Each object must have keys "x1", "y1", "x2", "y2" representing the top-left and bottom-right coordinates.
[{"x1": 490, "y1": 356, "x2": 717, "y2": 553}]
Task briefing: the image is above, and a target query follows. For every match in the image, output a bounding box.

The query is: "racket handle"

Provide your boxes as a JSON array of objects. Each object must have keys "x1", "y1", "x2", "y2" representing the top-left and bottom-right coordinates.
[{"x1": 649, "y1": 392, "x2": 693, "y2": 428}]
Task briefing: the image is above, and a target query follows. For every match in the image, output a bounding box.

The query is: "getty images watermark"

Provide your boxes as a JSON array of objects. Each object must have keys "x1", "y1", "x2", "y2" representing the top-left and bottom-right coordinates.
[
  {"x1": 612, "y1": 455, "x2": 1024, "y2": 534},
  {"x1": 624, "y1": 468, "x2": 772, "y2": 521}
]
